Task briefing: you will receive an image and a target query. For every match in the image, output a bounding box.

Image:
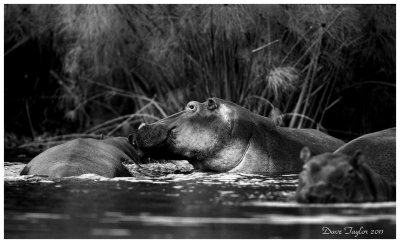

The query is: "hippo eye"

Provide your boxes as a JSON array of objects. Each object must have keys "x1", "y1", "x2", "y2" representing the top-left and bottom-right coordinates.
[
  {"x1": 186, "y1": 102, "x2": 198, "y2": 112},
  {"x1": 347, "y1": 167, "x2": 356, "y2": 177}
]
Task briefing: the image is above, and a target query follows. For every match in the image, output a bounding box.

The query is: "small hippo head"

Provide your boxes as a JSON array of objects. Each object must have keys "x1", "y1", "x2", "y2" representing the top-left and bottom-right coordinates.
[
  {"x1": 296, "y1": 147, "x2": 372, "y2": 203},
  {"x1": 129, "y1": 98, "x2": 254, "y2": 172}
]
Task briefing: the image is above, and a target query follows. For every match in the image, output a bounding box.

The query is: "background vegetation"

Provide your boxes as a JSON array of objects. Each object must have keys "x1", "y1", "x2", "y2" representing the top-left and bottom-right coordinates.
[{"x1": 4, "y1": 4, "x2": 396, "y2": 148}]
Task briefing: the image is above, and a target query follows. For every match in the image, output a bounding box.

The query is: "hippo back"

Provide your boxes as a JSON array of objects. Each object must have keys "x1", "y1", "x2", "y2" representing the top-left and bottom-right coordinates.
[
  {"x1": 281, "y1": 127, "x2": 345, "y2": 154},
  {"x1": 20, "y1": 137, "x2": 135, "y2": 178},
  {"x1": 229, "y1": 114, "x2": 345, "y2": 173},
  {"x1": 335, "y1": 128, "x2": 396, "y2": 183},
  {"x1": 265, "y1": 126, "x2": 345, "y2": 172}
]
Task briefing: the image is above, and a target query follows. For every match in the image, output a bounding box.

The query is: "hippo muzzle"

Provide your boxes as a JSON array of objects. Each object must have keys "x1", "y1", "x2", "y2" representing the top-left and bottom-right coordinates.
[
  {"x1": 134, "y1": 110, "x2": 187, "y2": 157},
  {"x1": 297, "y1": 185, "x2": 346, "y2": 203}
]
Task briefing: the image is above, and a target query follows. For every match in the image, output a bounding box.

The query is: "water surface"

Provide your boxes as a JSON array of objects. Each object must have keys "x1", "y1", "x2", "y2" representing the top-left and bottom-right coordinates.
[{"x1": 4, "y1": 162, "x2": 396, "y2": 239}]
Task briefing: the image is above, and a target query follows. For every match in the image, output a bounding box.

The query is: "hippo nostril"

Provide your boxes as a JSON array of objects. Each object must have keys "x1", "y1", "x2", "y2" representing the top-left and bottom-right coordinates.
[
  {"x1": 307, "y1": 194, "x2": 319, "y2": 203},
  {"x1": 207, "y1": 98, "x2": 218, "y2": 110}
]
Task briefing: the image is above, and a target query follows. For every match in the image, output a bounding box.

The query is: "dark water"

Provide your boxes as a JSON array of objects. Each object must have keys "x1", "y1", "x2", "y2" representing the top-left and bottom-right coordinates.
[{"x1": 4, "y1": 162, "x2": 396, "y2": 239}]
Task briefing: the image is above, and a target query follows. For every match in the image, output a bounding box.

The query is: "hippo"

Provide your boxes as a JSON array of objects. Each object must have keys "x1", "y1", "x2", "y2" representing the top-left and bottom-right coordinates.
[
  {"x1": 296, "y1": 147, "x2": 396, "y2": 203},
  {"x1": 20, "y1": 137, "x2": 138, "y2": 178},
  {"x1": 130, "y1": 98, "x2": 344, "y2": 174},
  {"x1": 335, "y1": 128, "x2": 396, "y2": 182},
  {"x1": 296, "y1": 128, "x2": 396, "y2": 203}
]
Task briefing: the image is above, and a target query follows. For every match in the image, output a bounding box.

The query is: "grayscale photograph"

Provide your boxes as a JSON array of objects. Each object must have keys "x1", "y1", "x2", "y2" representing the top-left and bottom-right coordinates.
[{"x1": 3, "y1": 4, "x2": 396, "y2": 239}]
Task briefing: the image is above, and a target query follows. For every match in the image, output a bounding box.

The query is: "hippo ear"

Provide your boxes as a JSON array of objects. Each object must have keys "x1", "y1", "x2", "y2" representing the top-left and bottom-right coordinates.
[
  {"x1": 300, "y1": 147, "x2": 312, "y2": 163},
  {"x1": 350, "y1": 150, "x2": 365, "y2": 168},
  {"x1": 207, "y1": 98, "x2": 218, "y2": 110}
]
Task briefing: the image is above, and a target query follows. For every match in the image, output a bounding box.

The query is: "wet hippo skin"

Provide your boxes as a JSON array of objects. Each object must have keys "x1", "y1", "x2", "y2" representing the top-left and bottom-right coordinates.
[
  {"x1": 131, "y1": 98, "x2": 345, "y2": 174},
  {"x1": 296, "y1": 128, "x2": 396, "y2": 203},
  {"x1": 296, "y1": 134, "x2": 396, "y2": 203},
  {"x1": 334, "y1": 128, "x2": 396, "y2": 182},
  {"x1": 20, "y1": 137, "x2": 137, "y2": 178}
]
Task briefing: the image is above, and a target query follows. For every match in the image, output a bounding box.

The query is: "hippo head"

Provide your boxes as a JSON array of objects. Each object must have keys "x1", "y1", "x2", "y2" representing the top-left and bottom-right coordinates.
[
  {"x1": 130, "y1": 98, "x2": 254, "y2": 172},
  {"x1": 296, "y1": 147, "x2": 372, "y2": 203}
]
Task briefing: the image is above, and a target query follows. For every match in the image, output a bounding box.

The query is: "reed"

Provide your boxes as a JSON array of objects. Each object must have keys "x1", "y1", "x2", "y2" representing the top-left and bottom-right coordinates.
[{"x1": 4, "y1": 4, "x2": 395, "y2": 142}]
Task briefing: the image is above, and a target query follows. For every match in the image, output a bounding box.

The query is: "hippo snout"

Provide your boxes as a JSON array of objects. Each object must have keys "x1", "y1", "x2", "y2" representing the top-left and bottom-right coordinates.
[
  {"x1": 299, "y1": 193, "x2": 336, "y2": 203},
  {"x1": 128, "y1": 123, "x2": 147, "y2": 148},
  {"x1": 136, "y1": 123, "x2": 171, "y2": 149},
  {"x1": 128, "y1": 124, "x2": 172, "y2": 161},
  {"x1": 297, "y1": 185, "x2": 343, "y2": 203}
]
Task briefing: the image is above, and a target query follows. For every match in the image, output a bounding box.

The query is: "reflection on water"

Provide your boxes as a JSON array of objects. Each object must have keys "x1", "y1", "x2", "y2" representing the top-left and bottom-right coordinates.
[{"x1": 4, "y1": 162, "x2": 396, "y2": 239}]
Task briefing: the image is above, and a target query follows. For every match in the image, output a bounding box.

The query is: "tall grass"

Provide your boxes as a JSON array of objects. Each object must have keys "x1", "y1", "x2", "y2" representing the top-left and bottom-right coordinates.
[{"x1": 4, "y1": 4, "x2": 396, "y2": 140}]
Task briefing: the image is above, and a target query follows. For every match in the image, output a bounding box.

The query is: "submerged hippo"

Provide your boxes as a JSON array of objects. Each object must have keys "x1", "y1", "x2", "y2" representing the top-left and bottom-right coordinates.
[
  {"x1": 296, "y1": 128, "x2": 396, "y2": 203},
  {"x1": 130, "y1": 98, "x2": 344, "y2": 173},
  {"x1": 20, "y1": 137, "x2": 137, "y2": 178},
  {"x1": 335, "y1": 128, "x2": 396, "y2": 182}
]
